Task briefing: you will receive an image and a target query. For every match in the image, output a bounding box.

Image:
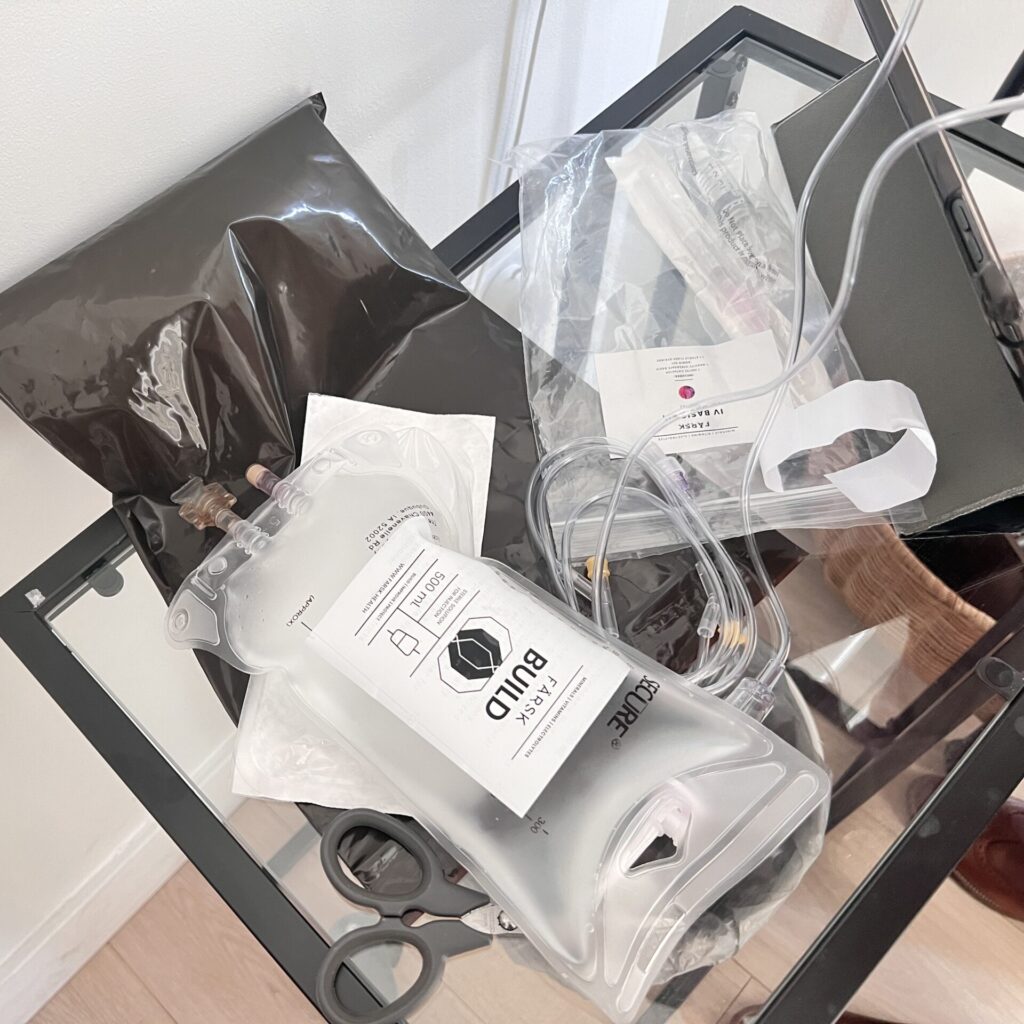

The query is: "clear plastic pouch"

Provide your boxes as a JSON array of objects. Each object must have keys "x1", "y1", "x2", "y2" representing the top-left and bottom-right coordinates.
[
  {"x1": 513, "y1": 113, "x2": 926, "y2": 559},
  {"x1": 164, "y1": 431, "x2": 829, "y2": 1022}
]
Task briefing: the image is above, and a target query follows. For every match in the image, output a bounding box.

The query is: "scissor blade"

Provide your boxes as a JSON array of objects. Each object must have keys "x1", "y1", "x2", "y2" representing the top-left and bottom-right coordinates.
[
  {"x1": 461, "y1": 904, "x2": 519, "y2": 936},
  {"x1": 421, "y1": 919, "x2": 491, "y2": 957}
]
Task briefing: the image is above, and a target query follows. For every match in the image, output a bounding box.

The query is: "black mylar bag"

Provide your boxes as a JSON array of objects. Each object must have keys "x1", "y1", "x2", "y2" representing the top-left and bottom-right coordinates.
[{"x1": 0, "y1": 96, "x2": 540, "y2": 719}]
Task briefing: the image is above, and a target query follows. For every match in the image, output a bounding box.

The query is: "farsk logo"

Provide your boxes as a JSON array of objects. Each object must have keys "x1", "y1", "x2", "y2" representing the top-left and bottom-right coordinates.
[
  {"x1": 438, "y1": 616, "x2": 511, "y2": 693},
  {"x1": 448, "y1": 627, "x2": 503, "y2": 680}
]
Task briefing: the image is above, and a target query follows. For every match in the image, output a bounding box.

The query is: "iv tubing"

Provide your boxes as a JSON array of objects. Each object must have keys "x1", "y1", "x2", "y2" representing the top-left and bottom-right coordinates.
[
  {"x1": 527, "y1": 436, "x2": 756, "y2": 692},
  {"x1": 732, "y1": 0, "x2": 928, "y2": 693},
  {"x1": 529, "y1": 0, "x2": 928, "y2": 700},
  {"x1": 589, "y1": 86, "x2": 1024, "y2": 696}
]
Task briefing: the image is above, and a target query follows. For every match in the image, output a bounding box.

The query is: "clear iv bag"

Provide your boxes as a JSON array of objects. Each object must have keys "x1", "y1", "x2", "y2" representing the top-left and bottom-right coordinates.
[{"x1": 165, "y1": 430, "x2": 829, "y2": 1022}]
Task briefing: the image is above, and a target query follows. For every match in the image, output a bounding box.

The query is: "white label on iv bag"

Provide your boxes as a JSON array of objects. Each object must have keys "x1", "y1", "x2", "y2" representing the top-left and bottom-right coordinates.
[
  {"x1": 595, "y1": 332, "x2": 783, "y2": 455},
  {"x1": 307, "y1": 521, "x2": 628, "y2": 816}
]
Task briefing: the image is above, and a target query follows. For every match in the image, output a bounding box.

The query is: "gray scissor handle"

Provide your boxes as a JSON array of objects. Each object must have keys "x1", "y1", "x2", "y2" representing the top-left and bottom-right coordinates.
[
  {"x1": 320, "y1": 808, "x2": 489, "y2": 918},
  {"x1": 316, "y1": 809, "x2": 492, "y2": 1024},
  {"x1": 316, "y1": 919, "x2": 489, "y2": 1024}
]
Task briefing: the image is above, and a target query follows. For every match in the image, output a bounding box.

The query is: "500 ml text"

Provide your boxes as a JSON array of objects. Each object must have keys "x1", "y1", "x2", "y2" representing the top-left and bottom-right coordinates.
[{"x1": 410, "y1": 571, "x2": 446, "y2": 610}]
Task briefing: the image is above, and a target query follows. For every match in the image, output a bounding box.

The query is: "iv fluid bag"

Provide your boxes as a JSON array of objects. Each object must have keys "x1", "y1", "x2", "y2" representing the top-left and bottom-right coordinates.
[{"x1": 166, "y1": 428, "x2": 829, "y2": 1022}]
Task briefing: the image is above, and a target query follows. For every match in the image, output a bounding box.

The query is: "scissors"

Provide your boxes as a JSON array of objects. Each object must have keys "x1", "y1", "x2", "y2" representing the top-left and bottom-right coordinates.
[{"x1": 316, "y1": 808, "x2": 515, "y2": 1024}]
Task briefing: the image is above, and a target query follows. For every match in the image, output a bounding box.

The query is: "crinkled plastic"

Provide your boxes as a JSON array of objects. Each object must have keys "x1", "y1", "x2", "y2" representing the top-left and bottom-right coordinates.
[
  {"x1": 0, "y1": 95, "x2": 538, "y2": 719},
  {"x1": 513, "y1": 113, "x2": 925, "y2": 558},
  {"x1": 165, "y1": 440, "x2": 830, "y2": 1022}
]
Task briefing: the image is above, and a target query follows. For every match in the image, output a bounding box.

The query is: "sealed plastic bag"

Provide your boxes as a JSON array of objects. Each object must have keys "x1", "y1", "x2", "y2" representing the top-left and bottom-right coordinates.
[
  {"x1": 514, "y1": 113, "x2": 928, "y2": 558},
  {"x1": 165, "y1": 439, "x2": 829, "y2": 1022},
  {"x1": 0, "y1": 95, "x2": 537, "y2": 719}
]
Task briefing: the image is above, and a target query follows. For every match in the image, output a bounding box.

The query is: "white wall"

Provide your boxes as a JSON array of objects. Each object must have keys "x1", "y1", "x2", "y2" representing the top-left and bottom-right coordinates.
[{"x1": 0, "y1": 1, "x2": 666, "y2": 1019}]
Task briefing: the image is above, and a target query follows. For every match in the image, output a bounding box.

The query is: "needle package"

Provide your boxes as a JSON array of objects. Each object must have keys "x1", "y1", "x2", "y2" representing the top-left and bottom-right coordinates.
[{"x1": 514, "y1": 113, "x2": 932, "y2": 559}]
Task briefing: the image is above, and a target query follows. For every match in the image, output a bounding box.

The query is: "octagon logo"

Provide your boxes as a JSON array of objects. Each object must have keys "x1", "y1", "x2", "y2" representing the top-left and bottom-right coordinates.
[{"x1": 438, "y1": 616, "x2": 511, "y2": 693}]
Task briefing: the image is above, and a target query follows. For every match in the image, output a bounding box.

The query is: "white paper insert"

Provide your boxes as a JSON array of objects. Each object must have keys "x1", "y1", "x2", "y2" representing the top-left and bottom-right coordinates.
[
  {"x1": 759, "y1": 379, "x2": 937, "y2": 513},
  {"x1": 303, "y1": 393, "x2": 495, "y2": 555},
  {"x1": 308, "y1": 522, "x2": 628, "y2": 815},
  {"x1": 595, "y1": 332, "x2": 783, "y2": 455}
]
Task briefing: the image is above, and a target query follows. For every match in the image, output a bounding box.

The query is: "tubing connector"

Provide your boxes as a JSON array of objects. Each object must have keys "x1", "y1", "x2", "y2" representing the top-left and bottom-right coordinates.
[
  {"x1": 697, "y1": 598, "x2": 720, "y2": 639},
  {"x1": 172, "y1": 477, "x2": 268, "y2": 555},
  {"x1": 173, "y1": 478, "x2": 235, "y2": 531},
  {"x1": 729, "y1": 676, "x2": 775, "y2": 722},
  {"x1": 246, "y1": 463, "x2": 311, "y2": 515}
]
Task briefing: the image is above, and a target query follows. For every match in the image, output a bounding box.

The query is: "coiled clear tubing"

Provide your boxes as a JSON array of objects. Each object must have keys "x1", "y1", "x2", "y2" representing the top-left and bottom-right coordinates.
[{"x1": 528, "y1": 1, "x2": 1024, "y2": 706}]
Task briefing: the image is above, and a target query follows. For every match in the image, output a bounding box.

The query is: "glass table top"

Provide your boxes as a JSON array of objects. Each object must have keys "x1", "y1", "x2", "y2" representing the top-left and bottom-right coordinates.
[{"x1": 38, "y1": 30, "x2": 1024, "y2": 1024}]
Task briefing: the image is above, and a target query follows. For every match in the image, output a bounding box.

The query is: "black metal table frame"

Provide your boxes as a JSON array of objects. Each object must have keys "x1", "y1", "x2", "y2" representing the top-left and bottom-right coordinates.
[{"x1": 4, "y1": 8, "x2": 1024, "y2": 1024}]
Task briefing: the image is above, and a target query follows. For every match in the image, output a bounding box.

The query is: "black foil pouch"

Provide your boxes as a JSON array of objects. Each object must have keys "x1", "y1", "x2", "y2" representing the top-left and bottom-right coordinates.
[{"x1": 0, "y1": 96, "x2": 538, "y2": 720}]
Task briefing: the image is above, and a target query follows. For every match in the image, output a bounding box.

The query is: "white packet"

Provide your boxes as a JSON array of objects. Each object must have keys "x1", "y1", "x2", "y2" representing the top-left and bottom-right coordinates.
[{"x1": 231, "y1": 397, "x2": 495, "y2": 809}]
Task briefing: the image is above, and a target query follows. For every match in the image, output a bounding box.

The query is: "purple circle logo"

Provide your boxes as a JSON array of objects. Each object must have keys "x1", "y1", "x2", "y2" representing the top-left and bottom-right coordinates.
[{"x1": 678, "y1": 385, "x2": 695, "y2": 399}]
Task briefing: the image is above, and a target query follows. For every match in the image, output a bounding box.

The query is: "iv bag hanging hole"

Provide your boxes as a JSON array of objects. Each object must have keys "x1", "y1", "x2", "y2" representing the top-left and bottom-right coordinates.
[
  {"x1": 619, "y1": 792, "x2": 691, "y2": 877},
  {"x1": 629, "y1": 833, "x2": 679, "y2": 871}
]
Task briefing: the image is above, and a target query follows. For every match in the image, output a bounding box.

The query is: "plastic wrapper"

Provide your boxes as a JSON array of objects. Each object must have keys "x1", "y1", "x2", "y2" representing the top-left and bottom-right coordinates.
[
  {"x1": 165, "y1": 440, "x2": 829, "y2": 1022},
  {"x1": 514, "y1": 112, "x2": 926, "y2": 559}
]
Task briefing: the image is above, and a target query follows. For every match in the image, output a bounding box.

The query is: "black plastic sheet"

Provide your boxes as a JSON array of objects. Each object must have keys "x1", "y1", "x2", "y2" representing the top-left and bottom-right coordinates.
[{"x1": 0, "y1": 95, "x2": 538, "y2": 720}]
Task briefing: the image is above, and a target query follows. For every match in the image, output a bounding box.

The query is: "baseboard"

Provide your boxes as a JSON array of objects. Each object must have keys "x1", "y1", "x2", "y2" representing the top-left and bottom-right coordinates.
[{"x1": 0, "y1": 733, "x2": 240, "y2": 1023}]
